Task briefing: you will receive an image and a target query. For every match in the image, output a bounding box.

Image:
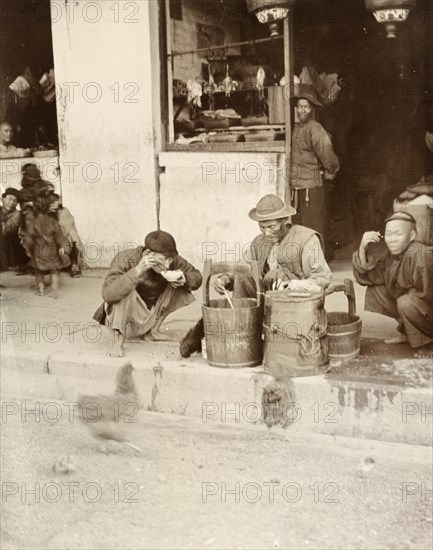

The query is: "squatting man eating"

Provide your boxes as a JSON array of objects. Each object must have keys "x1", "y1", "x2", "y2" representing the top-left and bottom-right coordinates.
[{"x1": 94, "y1": 230, "x2": 202, "y2": 357}]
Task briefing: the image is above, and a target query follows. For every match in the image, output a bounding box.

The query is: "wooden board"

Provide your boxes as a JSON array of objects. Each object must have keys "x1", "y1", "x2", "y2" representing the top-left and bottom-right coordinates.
[{"x1": 166, "y1": 141, "x2": 285, "y2": 152}]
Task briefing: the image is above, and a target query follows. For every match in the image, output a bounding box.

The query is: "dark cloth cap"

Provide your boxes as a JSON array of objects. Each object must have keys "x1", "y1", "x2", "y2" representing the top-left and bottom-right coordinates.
[
  {"x1": 144, "y1": 230, "x2": 178, "y2": 257},
  {"x1": 2, "y1": 187, "x2": 20, "y2": 200},
  {"x1": 21, "y1": 163, "x2": 41, "y2": 181},
  {"x1": 385, "y1": 212, "x2": 417, "y2": 226}
]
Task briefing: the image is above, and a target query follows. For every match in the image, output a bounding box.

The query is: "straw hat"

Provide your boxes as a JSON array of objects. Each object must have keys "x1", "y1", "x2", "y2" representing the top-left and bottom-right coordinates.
[
  {"x1": 248, "y1": 194, "x2": 296, "y2": 221},
  {"x1": 291, "y1": 83, "x2": 323, "y2": 107}
]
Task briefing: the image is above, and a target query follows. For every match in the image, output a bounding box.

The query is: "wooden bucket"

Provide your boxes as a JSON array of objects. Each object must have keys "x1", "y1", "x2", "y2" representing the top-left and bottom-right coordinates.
[
  {"x1": 325, "y1": 279, "x2": 362, "y2": 361},
  {"x1": 263, "y1": 290, "x2": 329, "y2": 379},
  {"x1": 327, "y1": 312, "x2": 362, "y2": 361},
  {"x1": 202, "y1": 260, "x2": 263, "y2": 368}
]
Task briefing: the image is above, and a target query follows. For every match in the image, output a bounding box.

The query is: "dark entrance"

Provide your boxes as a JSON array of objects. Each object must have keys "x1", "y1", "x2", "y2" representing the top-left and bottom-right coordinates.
[
  {"x1": 0, "y1": 0, "x2": 58, "y2": 150},
  {"x1": 293, "y1": 0, "x2": 432, "y2": 255}
]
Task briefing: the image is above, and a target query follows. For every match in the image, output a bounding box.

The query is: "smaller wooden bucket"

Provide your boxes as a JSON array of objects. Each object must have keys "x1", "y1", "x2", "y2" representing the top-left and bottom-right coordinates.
[
  {"x1": 325, "y1": 279, "x2": 362, "y2": 361},
  {"x1": 327, "y1": 312, "x2": 362, "y2": 361}
]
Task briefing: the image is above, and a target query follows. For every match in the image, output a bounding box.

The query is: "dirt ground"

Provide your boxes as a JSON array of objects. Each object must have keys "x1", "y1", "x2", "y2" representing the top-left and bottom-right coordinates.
[{"x1": 1, "y1": 406, "x2": 432, "y2": 550}]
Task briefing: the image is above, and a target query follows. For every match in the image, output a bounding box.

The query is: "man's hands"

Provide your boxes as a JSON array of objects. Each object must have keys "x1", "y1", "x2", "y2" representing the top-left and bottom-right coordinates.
[
  {"x1": 360, "y1": 231, "x2": 381, "y2": 251},
  {"x1": 323, "y1": 170, "x2": 337, "y2": 181},
  {"x1": 214, "y1": 274, "x2": 233, "y2": 294},
  {"x1": 358, "y1": 231, "x2": 381, "y2": 265},
  {"x1": 136, "y1": 252, "x2": 186, "y2": 288},
  {"x1": 135, "y1": 251, "x2": 160, "y2": 277},
  {"x1": 170, "y1": 273, "x2": 186, "y2": 288}
]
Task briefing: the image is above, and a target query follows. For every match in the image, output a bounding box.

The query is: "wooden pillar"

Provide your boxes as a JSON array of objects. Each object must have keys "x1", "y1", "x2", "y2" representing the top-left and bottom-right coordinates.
[
  {"x1": 165, "y1": 0, "x2": 175, "y2": 144},
  {"x1": 283, "y1": 11, "x2": 294, "y2": 204}
]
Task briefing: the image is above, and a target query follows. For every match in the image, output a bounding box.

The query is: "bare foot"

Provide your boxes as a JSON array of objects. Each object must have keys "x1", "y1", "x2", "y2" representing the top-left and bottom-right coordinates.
[
  {"x1": 414, "y1": 344, "x2": 433, "y2": 359},
  {"x1": 34, "y1": 290, "x2": 45, "y2": 297},
  {"x1": 49, "y1": 291, "x2": 59, "y2": 300},
  {"x1": 384, "y1": 333, "x2": 407, "y2": 344},
  {"x1": 107, "y1": 329, "x2": 125, "y2": 357},
  {"x1": 142, "y1": 329, "x2": 177, "y2": 342},
  {"x1": 109, "y1": 341, "x2": 125, "y2": 357}
]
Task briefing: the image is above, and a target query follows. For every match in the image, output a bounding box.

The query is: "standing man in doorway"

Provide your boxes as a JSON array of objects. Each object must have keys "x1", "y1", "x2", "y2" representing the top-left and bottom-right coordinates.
[{"x1": 290, "y1": 84, "x2": 340, "y2": 258}]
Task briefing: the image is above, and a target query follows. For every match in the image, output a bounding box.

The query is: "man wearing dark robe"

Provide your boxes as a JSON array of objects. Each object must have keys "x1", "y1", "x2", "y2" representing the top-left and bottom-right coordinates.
[
  {"x1": 353, "y1": 212, "x2": 433, "y2": 357},
  {"x1": 290, "y1": 84, "x2": 340, "y2": 256}
]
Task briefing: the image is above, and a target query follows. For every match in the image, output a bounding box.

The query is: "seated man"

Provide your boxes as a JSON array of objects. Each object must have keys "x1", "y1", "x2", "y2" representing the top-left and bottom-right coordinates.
[
  {"x1": 353, "y1": 212, "x2": 433, "y2": 357},
  {"x1": 94, "y1": 230, "x2": 202, "y2": 357},
  {"x1": 0, "y1": 122, "x2": 31, "y2": 158},
  {"x1": 180, "y1": 194, "x2": 332, "y2": 358},
  {"x1": 0, "y1": 187, "x2": 28, "y2": 271}
]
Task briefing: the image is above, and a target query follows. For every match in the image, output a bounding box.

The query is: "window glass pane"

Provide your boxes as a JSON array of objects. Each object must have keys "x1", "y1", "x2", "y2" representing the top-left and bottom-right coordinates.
[{"x1": 167, "y1": 0, "x2": 286, "y2": 147}]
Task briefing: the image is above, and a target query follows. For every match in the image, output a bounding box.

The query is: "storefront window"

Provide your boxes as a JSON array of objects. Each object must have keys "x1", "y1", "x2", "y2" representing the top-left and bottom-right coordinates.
[
  {"x1": 163, "y1": 0, "x2": 288, "y2": 151},
  {"x1": 0, "y1": 0, "x2": 58, "y2": 160}
]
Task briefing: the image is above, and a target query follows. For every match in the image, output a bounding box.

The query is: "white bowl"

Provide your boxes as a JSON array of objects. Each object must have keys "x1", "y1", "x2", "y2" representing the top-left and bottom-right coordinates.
[{"x1": 162, "y1": 269, "x2": 183, "y2": 282}]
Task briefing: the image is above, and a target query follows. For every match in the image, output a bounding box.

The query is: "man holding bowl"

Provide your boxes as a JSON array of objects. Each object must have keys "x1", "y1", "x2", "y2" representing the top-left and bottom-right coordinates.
[{"x1": 94, "y1": 230, "x2": 202, "y2": 357}]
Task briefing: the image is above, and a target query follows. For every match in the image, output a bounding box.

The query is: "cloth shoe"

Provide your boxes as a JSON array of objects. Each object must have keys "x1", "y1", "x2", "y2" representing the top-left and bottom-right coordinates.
[
  {"x1": 179, "y1": 318, "x2": 204, "y2": 358},
  {"x1": 70, "y1": 264, "x2": 81, "y2": 278}
]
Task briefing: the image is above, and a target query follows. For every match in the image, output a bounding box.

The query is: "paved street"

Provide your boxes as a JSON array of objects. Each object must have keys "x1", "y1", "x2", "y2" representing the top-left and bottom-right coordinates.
[
  {"x1": 1, "y1": 405, "x2": 432, "y2": 550},
  {"x1": 1, "y1": 250, "x2": 432, "y2": 549}
]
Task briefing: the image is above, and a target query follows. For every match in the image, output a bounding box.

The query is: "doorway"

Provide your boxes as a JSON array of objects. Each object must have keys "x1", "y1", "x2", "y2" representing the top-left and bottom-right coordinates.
[{"x1": 0, "y1": 0, "x2": 58, "y2": 151}]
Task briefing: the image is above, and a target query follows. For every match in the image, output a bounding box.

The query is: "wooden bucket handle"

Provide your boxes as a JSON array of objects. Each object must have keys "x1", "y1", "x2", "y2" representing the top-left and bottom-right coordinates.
[
  {"x1": 202, "y1": 260, "x2": 261, "y2": 307},
  {"x1": 324, "y1": 278, "x2": 356, "y2": 317}
]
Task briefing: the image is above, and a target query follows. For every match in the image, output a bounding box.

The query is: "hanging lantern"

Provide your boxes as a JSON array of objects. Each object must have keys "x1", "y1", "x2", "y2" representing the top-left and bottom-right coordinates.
[
  {"x1": 246, "y1": 0, "x2": 294, "y2": 37},
  {"x1": 365, "y1": 0, "x2": 417, "y2": 38}
]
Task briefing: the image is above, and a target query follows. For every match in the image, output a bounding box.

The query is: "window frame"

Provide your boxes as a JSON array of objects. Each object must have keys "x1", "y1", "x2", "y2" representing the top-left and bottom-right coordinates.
[{"x1": 159, "y1": 0, "x2": 293, "y2": 154}]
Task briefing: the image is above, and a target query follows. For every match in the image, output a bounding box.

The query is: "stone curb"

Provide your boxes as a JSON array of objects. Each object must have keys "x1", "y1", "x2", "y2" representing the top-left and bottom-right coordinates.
[{"x1": 1, "y1": 351, "x2": 431, "y2": 446}]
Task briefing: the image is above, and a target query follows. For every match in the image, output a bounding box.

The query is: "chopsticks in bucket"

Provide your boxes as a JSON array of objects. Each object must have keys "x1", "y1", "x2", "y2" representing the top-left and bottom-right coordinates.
[
  {"x1": 223, "y1": 289, "x2": 234, "y2": 310},
  {"x1": 217, "y1": 277, "x2": 234, "y2": 310}
]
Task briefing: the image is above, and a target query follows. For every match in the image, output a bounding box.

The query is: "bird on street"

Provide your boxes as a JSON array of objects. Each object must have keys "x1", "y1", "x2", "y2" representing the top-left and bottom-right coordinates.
[{"x1": 77, "y1": 362, "x2": 143, "y2": 453}]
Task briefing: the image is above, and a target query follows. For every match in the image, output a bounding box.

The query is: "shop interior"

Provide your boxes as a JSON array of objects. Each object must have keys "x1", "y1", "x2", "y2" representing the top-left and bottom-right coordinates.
[
  {"x1": 0, "y1": 0, "x2": 58, "y2": 153},
  {"x1": 168, "y1": 0, "x2": 288, "y2": 145},
  {"x1": 166, "y1": 0, "x2": 432, "y2": 252}
]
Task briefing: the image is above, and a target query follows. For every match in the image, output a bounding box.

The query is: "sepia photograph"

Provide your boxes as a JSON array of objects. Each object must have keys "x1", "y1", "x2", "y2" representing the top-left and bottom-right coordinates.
[{"x1": 0, "y1": 0, "x2": 432, "y2": 548}]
